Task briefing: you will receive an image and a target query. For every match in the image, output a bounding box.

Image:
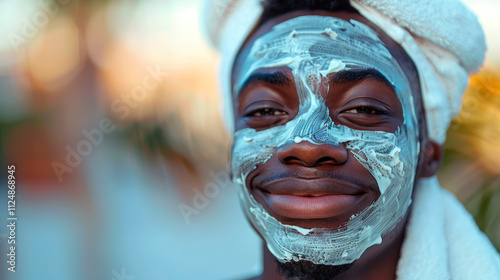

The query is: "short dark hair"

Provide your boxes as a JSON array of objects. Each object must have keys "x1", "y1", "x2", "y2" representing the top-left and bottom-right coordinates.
[{"x1": 259, "y1": 0, "x2": 355, "y2": 26}]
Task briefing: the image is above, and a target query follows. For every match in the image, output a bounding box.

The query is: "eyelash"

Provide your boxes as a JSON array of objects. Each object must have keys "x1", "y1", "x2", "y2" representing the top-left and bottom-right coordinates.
[
  {"x1": 344, "y1": 106, "x2": 387, "y2": 115},
  {"x1": 247, "y1": 108, "x2": 287, "y2": 117},
  {"x1": 246, "y1": 106, "x2": 385, "y2": 117}
]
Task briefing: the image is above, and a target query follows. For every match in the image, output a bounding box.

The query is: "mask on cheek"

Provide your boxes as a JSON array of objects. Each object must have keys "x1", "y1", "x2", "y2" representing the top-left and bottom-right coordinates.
[{"x1": 230, "y1": 16, "x2": 420, "y2": 266}]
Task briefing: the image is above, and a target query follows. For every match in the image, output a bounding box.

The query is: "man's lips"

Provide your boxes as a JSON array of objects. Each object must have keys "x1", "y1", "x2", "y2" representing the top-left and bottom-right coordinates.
[
  {"x1": 260, "y1": 177, "x2": 366, "y2": 196},
  {"x1": 256, "y1": 178, "x2": 368, "y2": 220}
]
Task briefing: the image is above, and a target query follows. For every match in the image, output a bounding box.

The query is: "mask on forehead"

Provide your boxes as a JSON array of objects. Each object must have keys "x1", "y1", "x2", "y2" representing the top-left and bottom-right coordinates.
[{"x1": 231, "y1": 16, "x2": 420, "y2": 265}]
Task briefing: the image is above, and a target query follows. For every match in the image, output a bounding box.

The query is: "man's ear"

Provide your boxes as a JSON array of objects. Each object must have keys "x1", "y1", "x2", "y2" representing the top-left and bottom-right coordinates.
[{"x1": 417, "y1": 139, "x2": 444, "y2": 178}]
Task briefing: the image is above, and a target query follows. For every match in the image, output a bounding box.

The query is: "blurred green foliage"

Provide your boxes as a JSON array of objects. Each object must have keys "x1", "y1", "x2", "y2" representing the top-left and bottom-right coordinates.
[{"x1": 440, "y1": 68, "x2": 500, "y2": 252}]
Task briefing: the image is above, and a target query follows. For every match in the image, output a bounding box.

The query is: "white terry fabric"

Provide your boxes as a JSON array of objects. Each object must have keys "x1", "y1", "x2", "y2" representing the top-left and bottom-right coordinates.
[
  {"x1": 201, "y1": 0, "x2": 486, "y2": 144},
  {"x1": 398, "y1": 176, "x2": 500, "y2": 280}
]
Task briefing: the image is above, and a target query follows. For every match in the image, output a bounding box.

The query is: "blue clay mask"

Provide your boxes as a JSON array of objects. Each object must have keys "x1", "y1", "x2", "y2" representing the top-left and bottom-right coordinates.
[{"x1": 231, "y1": 16, "x2": 419, "y2": 265}]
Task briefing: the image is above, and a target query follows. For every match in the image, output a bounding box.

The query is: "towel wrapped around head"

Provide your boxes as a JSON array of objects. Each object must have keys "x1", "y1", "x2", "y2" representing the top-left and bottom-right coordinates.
[{"x1": 202, "y1": 0, "x2": 487, "y2": 144}]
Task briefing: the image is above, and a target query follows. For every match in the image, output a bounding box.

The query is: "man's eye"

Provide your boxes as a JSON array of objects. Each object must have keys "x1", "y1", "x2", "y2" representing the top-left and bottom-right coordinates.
[
  {"x1": 344, "y1": 106, "x2": 386, "y2": 115},
  {"x1": 248, "y1": 108, "x2": 287, "y2": 117}
]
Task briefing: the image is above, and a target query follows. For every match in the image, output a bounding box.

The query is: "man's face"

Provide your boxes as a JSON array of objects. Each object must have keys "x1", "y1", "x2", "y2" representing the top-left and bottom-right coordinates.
[{"x1": 230, "y1": 11, "x2": 423, "y2": 266}]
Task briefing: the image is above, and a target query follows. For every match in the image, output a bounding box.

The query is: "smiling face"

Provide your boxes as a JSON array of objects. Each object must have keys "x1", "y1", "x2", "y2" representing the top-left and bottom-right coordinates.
[
  {"x1": 236, "y1": 68, "x2": 404, "y2": 227},
  {"x1": 230, "y1": 11, "x2": 424, "y2": 266}
]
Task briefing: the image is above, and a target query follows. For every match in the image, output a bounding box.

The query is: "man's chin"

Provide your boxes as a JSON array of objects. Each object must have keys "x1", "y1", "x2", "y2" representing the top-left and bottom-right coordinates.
[{"x1": 275, "y1": 258, "x2": 355, "y2": 280}]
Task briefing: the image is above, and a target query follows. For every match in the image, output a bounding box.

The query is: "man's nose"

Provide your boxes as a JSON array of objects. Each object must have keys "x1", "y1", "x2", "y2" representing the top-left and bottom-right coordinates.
[{"x1": 277, "y1": 140, "x2": 348, "y2": 167}]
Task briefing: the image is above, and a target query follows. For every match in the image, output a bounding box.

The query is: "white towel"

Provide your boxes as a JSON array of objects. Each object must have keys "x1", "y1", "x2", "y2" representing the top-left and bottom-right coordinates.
[{"x1": 398, "y1": 176, "x2": 500, "y2": 280}]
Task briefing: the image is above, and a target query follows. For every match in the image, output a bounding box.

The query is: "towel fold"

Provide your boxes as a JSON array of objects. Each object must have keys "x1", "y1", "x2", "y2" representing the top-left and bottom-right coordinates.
[{"x1": 398, "y1": 176, "x2": 500, "y2": 280}]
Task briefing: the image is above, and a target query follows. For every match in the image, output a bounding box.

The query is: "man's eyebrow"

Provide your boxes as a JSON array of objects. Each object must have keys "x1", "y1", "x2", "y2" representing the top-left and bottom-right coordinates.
[
  {"x1": 331, "y1": 69, "x2": 395, "y2": 90},
  {"x1": 238, "y1": 71, "x2": 293, "y2": 93}
]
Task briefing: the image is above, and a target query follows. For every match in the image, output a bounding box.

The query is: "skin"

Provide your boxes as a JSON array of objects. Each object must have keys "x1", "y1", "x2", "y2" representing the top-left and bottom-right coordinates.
[{"x1": 231, "y1": 9, "x2": 443, "y2": 280}]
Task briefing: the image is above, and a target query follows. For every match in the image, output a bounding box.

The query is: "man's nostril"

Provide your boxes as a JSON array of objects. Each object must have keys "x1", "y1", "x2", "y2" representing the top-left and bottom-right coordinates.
[
  {"x1": 281, "y1": 156, "x2": 306, "y2": 165},
  {"x1": 277, "y1": 141, "x2": 348, "y2": 167},
  {"x1": 316, "y1": 156, "x2": 343, "y2": 165}
]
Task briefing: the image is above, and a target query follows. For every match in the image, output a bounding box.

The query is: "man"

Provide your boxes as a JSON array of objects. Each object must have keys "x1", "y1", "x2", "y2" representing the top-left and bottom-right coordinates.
[{"x1": 203, "y1": 0, "x2": 500, "y2": 279}]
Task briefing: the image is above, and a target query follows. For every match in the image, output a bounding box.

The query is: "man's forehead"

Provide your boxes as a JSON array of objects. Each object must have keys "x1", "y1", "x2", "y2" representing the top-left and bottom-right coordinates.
[
  {"x1": 235, "y1": 15, "x2": 409, "y2": 97},
  {"x1": 233, "y1": 10, "x2": 419, "y2": 88},
  {"x1": 255, "y1": 14, "x2": 382, "y2": 47},
  {"x1": 241, "y1": 15, "x2": 392, "y2": 66}
]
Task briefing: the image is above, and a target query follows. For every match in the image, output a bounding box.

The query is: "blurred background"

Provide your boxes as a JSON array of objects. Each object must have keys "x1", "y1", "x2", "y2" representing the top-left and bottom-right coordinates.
[{"x1": 0, "y1": 0, "x2": 498, "y2": 279}]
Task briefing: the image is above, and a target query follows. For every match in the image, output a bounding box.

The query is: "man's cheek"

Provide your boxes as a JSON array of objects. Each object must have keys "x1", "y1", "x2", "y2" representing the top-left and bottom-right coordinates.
[
  {"x1": 347, "y1": 139, "x2": 405, "y2": 195},
  {"x1": 230, "y1": 129, "x2": 275, "y2": 185}
]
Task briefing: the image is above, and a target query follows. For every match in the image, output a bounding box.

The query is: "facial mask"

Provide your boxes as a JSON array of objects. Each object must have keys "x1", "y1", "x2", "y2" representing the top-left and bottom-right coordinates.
[{"x1": 231, "y1": 16, "x2": 420, "y2": 265}]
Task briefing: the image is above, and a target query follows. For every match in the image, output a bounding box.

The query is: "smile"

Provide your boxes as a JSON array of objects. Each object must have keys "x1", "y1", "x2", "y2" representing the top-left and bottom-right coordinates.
[{"x1": 256, "y1": 178, "x2": 369, "y2": 220}]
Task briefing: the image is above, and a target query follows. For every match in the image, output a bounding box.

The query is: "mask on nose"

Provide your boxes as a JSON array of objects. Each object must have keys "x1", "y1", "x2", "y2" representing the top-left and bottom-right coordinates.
[{"x1": 231, "y1": 16, "x2": 420, "y2": 265}]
